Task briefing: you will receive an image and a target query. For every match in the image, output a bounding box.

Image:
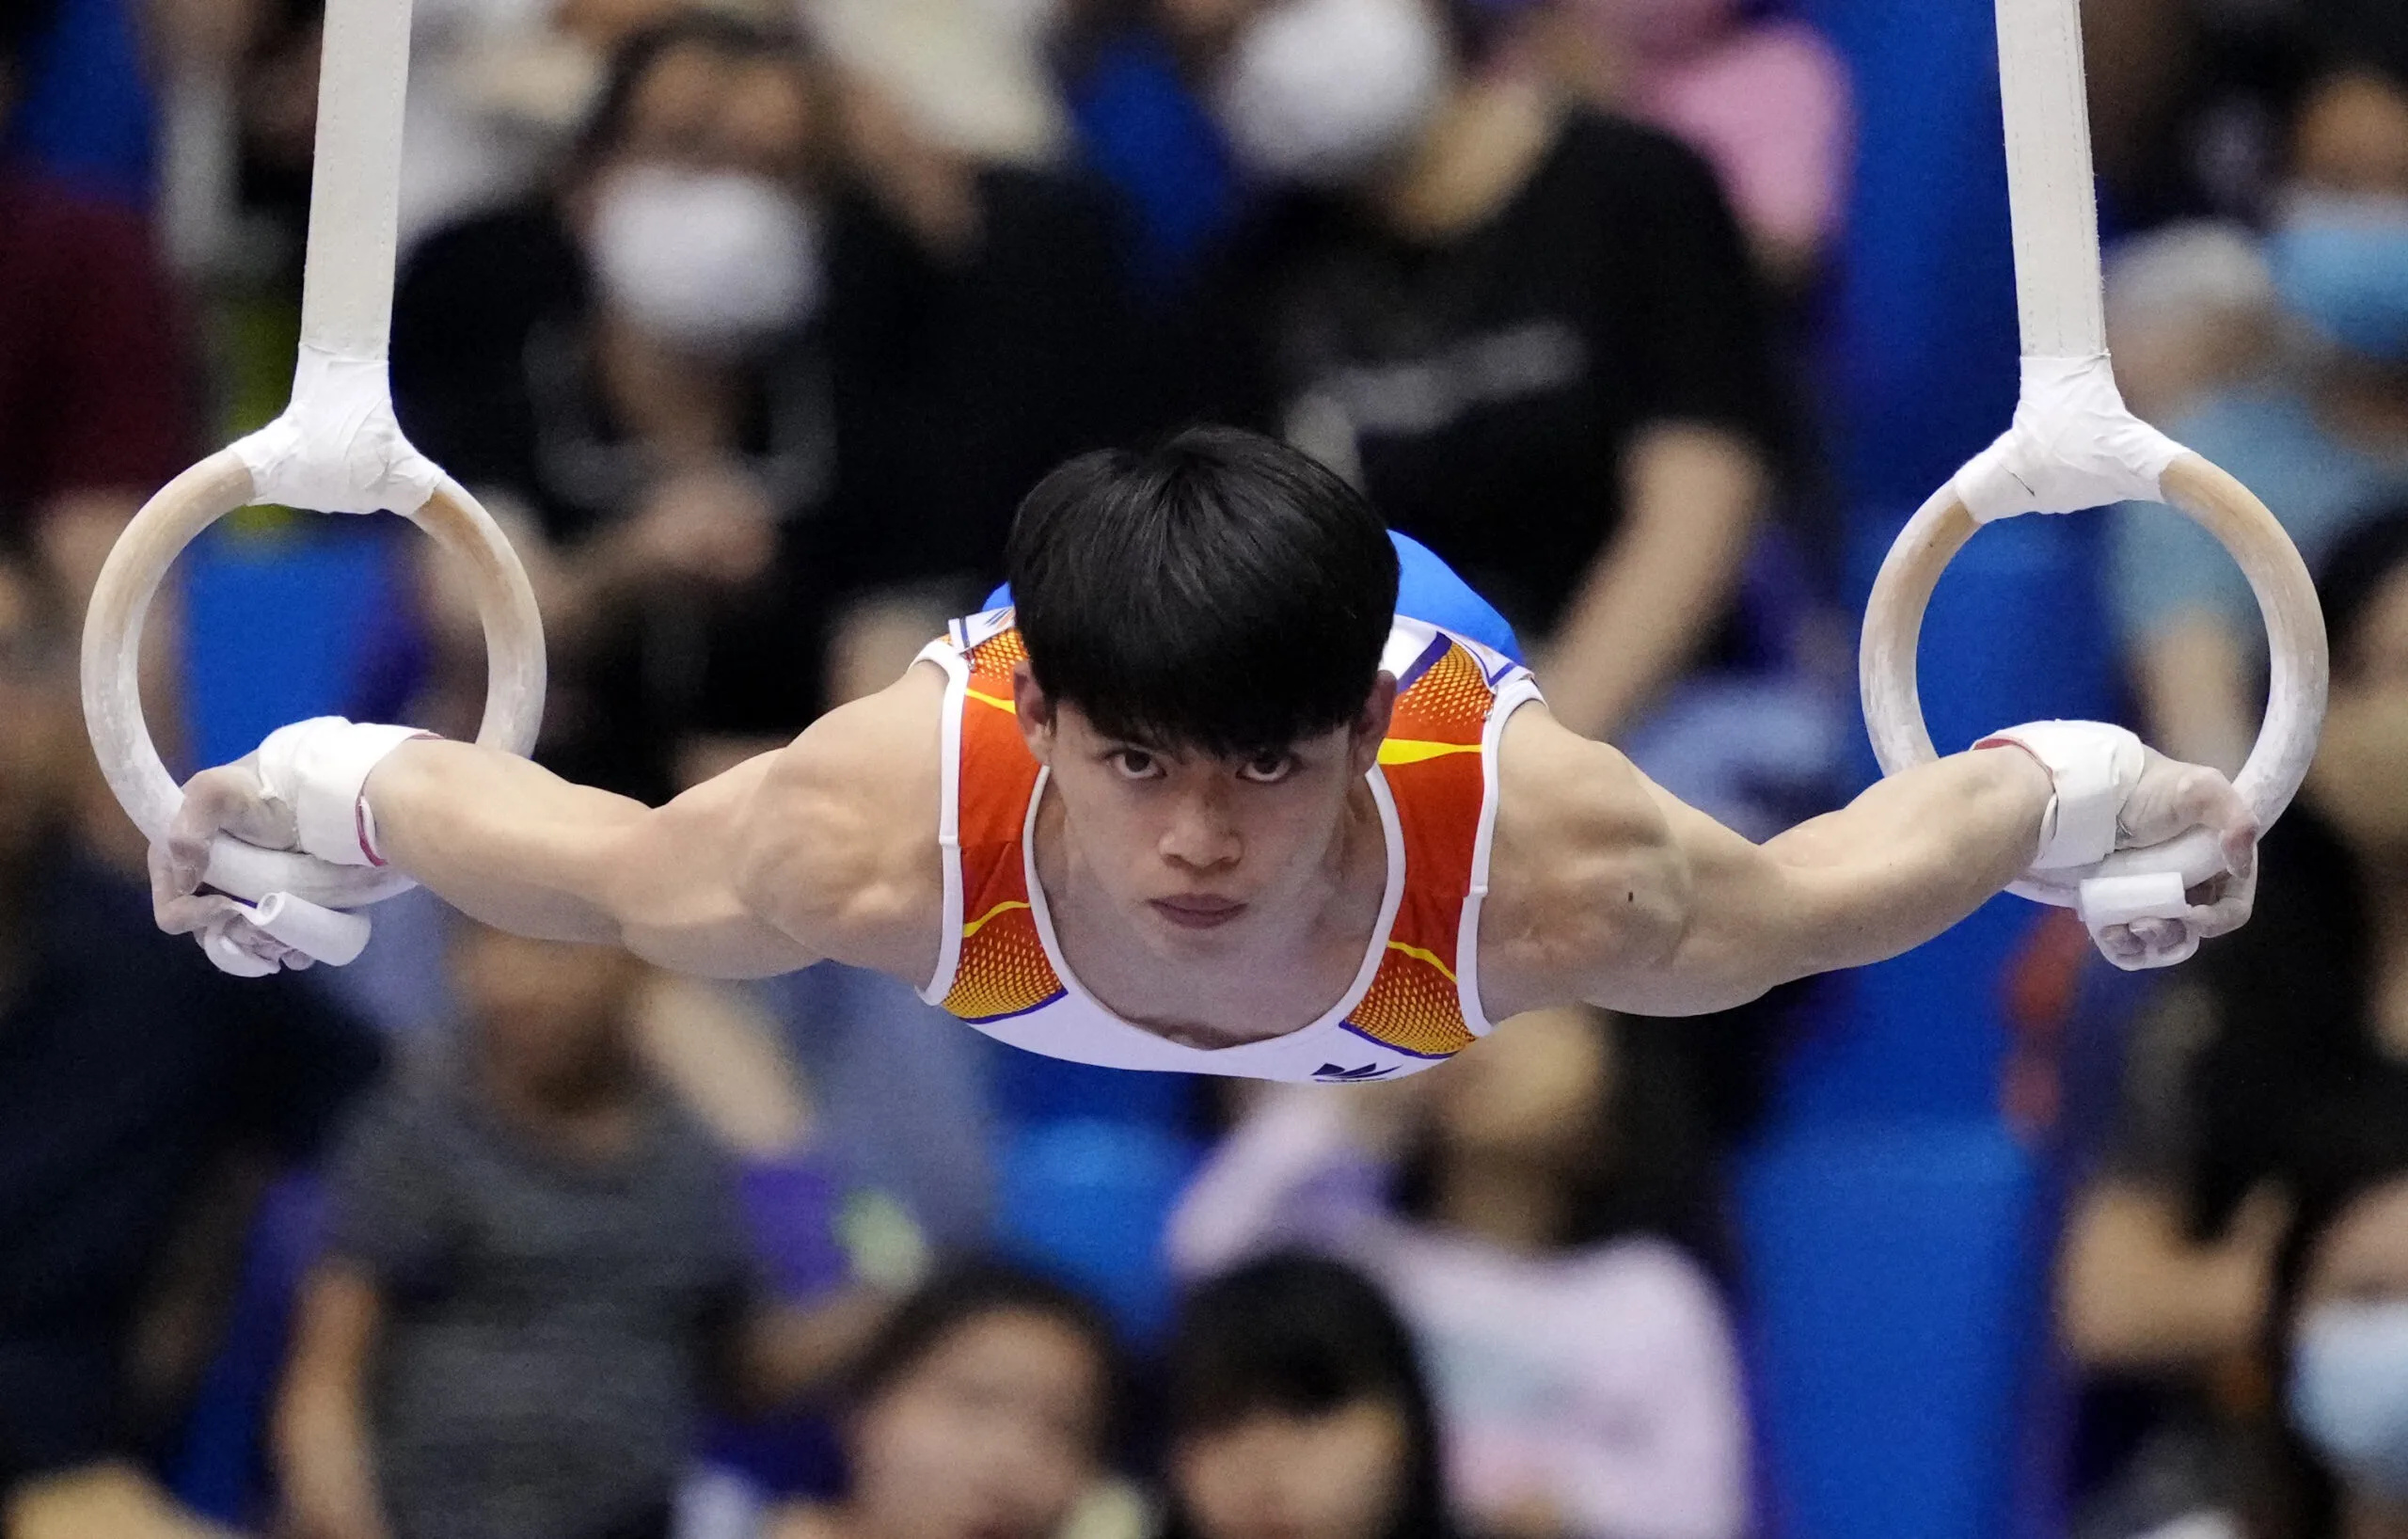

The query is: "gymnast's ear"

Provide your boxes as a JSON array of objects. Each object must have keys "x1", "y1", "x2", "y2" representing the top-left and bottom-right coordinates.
[
  {"x1": 1010, "y1": 660, "x2": 1057, "y2": 765},
  {"x1": 1348, "y1": 673, "x2": 1399, "y2": 777}
]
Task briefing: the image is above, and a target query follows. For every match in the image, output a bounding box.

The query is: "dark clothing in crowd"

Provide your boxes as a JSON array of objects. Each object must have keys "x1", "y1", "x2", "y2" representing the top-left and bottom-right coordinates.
[
  {"x1": 0, "y1": 163, "x2": 189, "y2": 527},
  {"x1": 323, "y1": 1071, "x2": 759, "y2": 1539},
  {"x1": 389, "y1": 170, "x2": 1137, "y2": 802},
  {"x1": 0, "y1": 853, "x2": 382, "y2": 1487},
  {"x1": 391, "y1": 202, "x2": 833, "y2": 803},
  {"x1": 1188, "y1": 110, "x2": 1787, "y2": 638},
  {"x1": 821, "y1": 167, "x2": 1146, "y2": 592}
]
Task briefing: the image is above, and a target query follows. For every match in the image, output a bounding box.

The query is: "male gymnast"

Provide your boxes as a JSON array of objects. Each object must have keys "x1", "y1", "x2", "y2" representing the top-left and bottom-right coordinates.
[{"x1": 152, "y1": 428, "x2": 2257, "y2": 1083}]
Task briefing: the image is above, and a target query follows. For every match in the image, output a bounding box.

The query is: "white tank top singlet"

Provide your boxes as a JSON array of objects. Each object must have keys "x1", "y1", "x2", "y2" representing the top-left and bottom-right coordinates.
[{"x1": 911, "y1": 608, "x2": 1544, "y2": 1083}]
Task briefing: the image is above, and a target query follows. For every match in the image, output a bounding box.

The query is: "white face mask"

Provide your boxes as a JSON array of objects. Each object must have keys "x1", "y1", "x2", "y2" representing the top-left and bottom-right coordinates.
[
  {"x1": 590, "y1": 166, "x2": 824, "y2": 356},
  {"x1": 1213, "y1": 0, "x2": 1450, "y2": 188},
  {"x1": 2292, "y1": 1300, "x2": 2408, "y2": 1499}
]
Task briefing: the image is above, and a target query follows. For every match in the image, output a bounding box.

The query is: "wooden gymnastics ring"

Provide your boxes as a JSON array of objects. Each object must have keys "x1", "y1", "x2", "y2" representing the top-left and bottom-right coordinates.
[
  {"x1": 81, "y1": 453, "x2": 545, "y2": 909},
  {"x1": 1853, "y1": 0, "x2": 2326, "y2": 960},
  {"x1": 1861, "y1": 452, "x2": 2327, "y2": 911},
  {"x1": 79, "y1": 0, "x2": 542, "y2": 914}
]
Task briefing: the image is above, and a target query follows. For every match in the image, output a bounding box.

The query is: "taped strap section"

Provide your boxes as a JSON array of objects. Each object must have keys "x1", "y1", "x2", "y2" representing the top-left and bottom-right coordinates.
[
  {"x1": 232, "y1": 344, "x2": 441, "y2": 515},
  {"x1": 1954, "y1": 354, "x2": 2186, "y2": 523}
]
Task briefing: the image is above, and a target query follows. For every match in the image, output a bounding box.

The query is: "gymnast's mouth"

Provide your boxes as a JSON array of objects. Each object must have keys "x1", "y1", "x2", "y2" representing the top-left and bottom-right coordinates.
[{"x1": 1150, "y1": 895, "x2": 1245, "y2": 929}]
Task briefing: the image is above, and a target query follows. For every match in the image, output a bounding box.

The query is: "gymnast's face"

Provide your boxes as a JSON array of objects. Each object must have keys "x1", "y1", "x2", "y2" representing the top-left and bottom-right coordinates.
[{"x1": 1014, "y1": 668, "x2": 1395, "y2": 956}]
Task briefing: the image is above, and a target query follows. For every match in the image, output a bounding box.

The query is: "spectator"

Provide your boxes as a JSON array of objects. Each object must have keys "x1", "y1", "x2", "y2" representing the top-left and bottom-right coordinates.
[
  {"x1": 802, "y1": 0, "x2": 1146, "y2": 698},
  {"x1": 1169, "y1": 1007, "x2": 1749, "y2": 1539},
  {"x1": 393, "y1": 9, "x2": 1140, "y2": 798},
  {"x1": 274, "y1": 921, "x2": 884, "y2": 1539},
  {"x1": 2261, "y1": 1096, "x2": 2408, "y2": 1539},
  {"x1": 763, "y1": 1265, "x2": 1128, "y2": 1539},
  {"x1": 1513, "y1": 0, "x2": 1853, "y2": 289},
  {"x1": 1164, "y1": 1254, "x2": 1452, "y2": 1539},
  {"x1": 2102, "y1": 222, "x2": 2283, "y2": 426},
  {"x1": 0, "y1": 0, "x2": 195, "y2": 611},
  {"x1": 391, "y1": 12, "x2": 844, "y2": 803},
  {"x1": 2059, "y1": 506, "x2": 2408, "y2": 1537},
  {"x1": 1164, "y1": 0, "x2": 1790, "y2": 743},
  {"x1": 2111, "y1": 51, "x2": 2408, "y2": 773},
  {"x1": 2072, "y1": 1081, "x2": 2408, "y2": 1539},
  {"x1": 0, "y1": 543, "x2": 384, "y2": 1531}
]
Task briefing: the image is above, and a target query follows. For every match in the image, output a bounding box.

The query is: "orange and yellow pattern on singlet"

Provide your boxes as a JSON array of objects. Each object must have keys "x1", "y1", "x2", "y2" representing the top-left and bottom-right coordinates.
[
  {"x1": 1342, "y1": 631, "x2": 1496, "y2": 1060},
  {"x1": 939, "y1": 618, "x2": 1500, "y2": 1056},
  {"x1": 943, "y1": 624, "x2": 1068, "y2": 1023}
]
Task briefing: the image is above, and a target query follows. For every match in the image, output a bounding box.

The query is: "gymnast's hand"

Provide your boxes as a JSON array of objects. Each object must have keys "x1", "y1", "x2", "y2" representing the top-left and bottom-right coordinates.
[
  {"x1": 2088, "y1": 744, "x2": 2259, "y2": 971},
  {"x1": 150, "y1": 752, "x2": 316, "y2": 974}
]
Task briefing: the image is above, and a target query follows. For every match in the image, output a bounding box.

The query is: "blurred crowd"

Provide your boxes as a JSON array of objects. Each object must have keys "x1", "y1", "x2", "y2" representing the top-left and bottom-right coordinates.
[{"x1": 2, "y1": 0, "x2": 2408, "y2": 1536}]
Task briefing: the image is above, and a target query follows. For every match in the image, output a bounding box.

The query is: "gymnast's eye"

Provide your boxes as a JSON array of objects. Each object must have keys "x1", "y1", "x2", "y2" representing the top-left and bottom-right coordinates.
[
  {"x1": 1108, "y1": 748, "x2": 1161, "y2": 780},
  {"x1": 1238, "y1": 752, "x2": 1298, "y2": 785}
]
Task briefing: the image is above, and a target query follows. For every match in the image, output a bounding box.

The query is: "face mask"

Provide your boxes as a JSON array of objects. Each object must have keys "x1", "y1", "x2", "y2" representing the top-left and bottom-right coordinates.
[
  {"x1": 2291, "y1": 1300, "x2": 2408, "y2": 1498},
  {"x1": 591, "y1": 166, "x2": 823, "y2": 356},
  {"x1": 1214, "y1": 0, "x2": 1450, "y2": 188},
  {"x1": 2268, "y1": 193, "x2": 2408, "y2": 365}
]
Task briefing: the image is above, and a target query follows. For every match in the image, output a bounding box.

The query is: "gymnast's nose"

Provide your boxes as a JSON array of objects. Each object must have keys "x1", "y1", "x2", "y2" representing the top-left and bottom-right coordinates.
[{"x1": 1160, "y1": 785, "x2": 1241, "y2": 872}]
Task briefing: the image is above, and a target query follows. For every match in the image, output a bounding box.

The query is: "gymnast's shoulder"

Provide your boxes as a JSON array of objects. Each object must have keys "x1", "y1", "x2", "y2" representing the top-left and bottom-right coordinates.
[
  {"x1": 731, "y1": 661, "x2": 947, "y2": 978},
  {"x1": 1474, "y1": 701, "x2": 1693, "y2": 1015}
]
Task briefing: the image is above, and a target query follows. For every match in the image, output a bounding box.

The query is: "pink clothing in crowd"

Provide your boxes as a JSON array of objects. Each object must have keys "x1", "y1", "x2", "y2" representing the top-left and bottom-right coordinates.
[
  {"x1": 1634, "y1": 18, "x2": 1852, "y2": 263},
  {"x1": 1168, "y1": 1089, "x2": 1751, "y2": 1539}
]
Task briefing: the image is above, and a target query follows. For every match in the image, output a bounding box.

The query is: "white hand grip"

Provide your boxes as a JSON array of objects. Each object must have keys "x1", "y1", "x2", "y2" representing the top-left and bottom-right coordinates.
[{"x1": 244, "y1": 892, "x2": 374, "y2": 966}]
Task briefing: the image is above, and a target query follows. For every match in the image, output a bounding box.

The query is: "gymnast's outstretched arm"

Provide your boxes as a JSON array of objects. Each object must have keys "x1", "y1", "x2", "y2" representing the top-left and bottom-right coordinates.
[
  {"x1": 1480, "y1": 706, "x2": 2258, "y2": 1020},
  {"x1": 152, "y1": 668, "x2": 948, "y2": 980}
]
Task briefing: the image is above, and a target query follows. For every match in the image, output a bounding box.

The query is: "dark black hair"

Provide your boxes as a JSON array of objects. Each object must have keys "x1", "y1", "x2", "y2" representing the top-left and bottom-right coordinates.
[
  {"x1": 1163, "y1": 1253, "x2": 1454, "y2": 1539},
  {"x1": 570, "y1": 10, "x2": 810, "y2": 174},
  {"x1": 846, "y1": 1261, "x2": 1123, "y2": 1439},
  {"x1": 1006, "y1": 427, "x2": 1400, "y2": 757}
]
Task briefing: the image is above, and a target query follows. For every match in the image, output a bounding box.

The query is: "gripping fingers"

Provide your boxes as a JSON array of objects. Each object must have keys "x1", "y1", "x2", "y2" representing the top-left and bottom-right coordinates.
[
  {"x1": 150, "y1": 846, "x2": 309, "y2": 976},
  {"x1": 164, "y1": 760, "x2": 296, "y2": 896},
  {"x1": 2096, "y1": 916, "x2": 2201, "y2": 972}
]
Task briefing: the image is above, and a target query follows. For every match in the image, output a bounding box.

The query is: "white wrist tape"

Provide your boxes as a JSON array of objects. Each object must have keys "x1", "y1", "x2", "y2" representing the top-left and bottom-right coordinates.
[
  {"x1": 1953, "y1": 355, "x2": 2186, "y2": 523},
  {"x1": 254, "y1": 718, "x2": 431, "y2": 868},
  {"x1": 1976, "y1": 720, "x2": 2147, "y2": 871}
]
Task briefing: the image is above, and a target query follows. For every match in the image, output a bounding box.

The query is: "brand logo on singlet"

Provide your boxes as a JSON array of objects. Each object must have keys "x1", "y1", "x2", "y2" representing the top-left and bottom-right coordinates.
[{"x1": 1314, "y1": 1062, "x2": 1401, "y2": 1083}]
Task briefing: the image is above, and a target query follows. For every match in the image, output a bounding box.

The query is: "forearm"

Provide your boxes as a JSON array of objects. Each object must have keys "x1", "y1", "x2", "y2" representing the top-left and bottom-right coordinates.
[
  {"x1": 1538, "y1": 423, "x2": 1765, "y2": 739},
  {"x1": 366, "y1": 739, "x2": 651, "y2": 944},
  {"x1": 277, "y1": 1384, "x2": 389, "y2": 1539},
  {"x1": 274, "y1": 1269, "x2": 391, "y2": 1539},
  {"x1": 366, "y1": 740, "x2": 807, "y2": 975},
  {"x1": 1755, "y1": 743, "x2": 2052, "y2": 976},
  {"x1": 1605, "y1": 743, "x2": 2052, "y2": 1014}
]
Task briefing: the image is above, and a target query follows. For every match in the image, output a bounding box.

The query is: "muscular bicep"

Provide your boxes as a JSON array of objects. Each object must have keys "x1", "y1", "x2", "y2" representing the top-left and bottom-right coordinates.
[
  {"x1": 1595, "y1": 774, "x2": 1809, "y2": 1015},
  {"x1": 595, "y1": 752, "x2": 823, "y2": 977},
  {"x1": 601, "y1": 659, "x2": 944, "y2": 979},
  {"x1": 726, "y1": 667, "x2": 947, "y2": 985},
  {"x1": 1482, "y1": 709, "x2": 1801, "y2": 1019}
]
